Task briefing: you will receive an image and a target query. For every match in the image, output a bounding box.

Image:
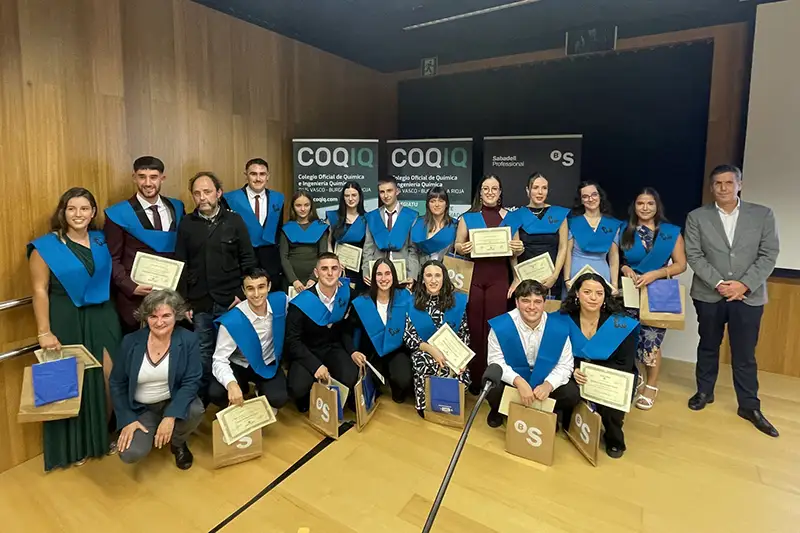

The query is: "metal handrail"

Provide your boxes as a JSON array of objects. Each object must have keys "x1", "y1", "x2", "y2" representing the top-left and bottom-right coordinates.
[
  {"x1": 0, "y1": 343, "x2": 38, "y2": 364},
  {"x1": 0, "y1": 296, "x2": 32, "y2": 312}
]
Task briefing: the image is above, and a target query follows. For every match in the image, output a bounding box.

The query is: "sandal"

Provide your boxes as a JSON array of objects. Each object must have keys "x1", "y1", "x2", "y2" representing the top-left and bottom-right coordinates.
[{"x1": 635, "y1": 385, "x2": 658, "y2": 411}]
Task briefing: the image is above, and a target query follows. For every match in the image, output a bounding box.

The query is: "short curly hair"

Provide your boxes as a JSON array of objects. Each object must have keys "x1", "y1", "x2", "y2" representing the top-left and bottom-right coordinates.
[{"x1": 133, "y1": 289, "x2": 189, "y2": 323}]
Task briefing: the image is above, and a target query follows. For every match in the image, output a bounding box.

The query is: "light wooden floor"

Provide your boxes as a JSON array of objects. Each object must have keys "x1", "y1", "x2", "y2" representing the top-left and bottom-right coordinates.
[{"x1": 2, "y1": 358, "x2": 799, "y2": 533}]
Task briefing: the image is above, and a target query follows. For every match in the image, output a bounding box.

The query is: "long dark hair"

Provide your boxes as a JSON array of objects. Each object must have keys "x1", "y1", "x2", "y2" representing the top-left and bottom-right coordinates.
[
  {"x1": 332, "y1": 181, "x2": 365, "y2": 241},
  {"x1": 50, "y1": 187, "x2": 99, "y2": 236},
  {"x1": 368, "y1": 258, "x2": 402, "y2": 309},
  {"x1": 413, "y1": 260, "x2": 455, "y2": 311},
  {"x1": 560, "y1": 273, "x2": 624, "y2": 315},
  {"x1": 620, "y1": 187, "x2": 669, "y2": 250},
  {"x1": 289, "y1": 190, "x2": 319, "y2": 222},
  {"x1": 423, "y1": 186, "x2": 454, "y2": 231},
  {"x1": 570, "y1": 181, "x2": 614, "y2": 217},
  {"x1": 467, "y1": 174, "x2": 503, "y2": 213}
]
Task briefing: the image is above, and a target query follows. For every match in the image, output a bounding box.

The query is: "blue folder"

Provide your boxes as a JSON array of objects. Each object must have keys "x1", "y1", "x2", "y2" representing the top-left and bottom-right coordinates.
[
  {"x1": 429, "y1": 376, "x2": 461, "y2": 416},
  {"x1": 31, "y1": 357, "x2": 79, "y2": 407},
  {"x1": 647, "y1": 279, "x2": 682, "y2": 313},
  {"x1": 362, "y1": 371, "x2": 376, "y2": 411},
  {"x1": 328, "y1": 385, "x2": 344, "y2": 421}
]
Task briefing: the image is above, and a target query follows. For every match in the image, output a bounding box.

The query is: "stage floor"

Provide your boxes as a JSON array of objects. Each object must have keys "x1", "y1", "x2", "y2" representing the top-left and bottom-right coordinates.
[{"x1": 2, "y1": 359, "x2": 799, "y2": 533}]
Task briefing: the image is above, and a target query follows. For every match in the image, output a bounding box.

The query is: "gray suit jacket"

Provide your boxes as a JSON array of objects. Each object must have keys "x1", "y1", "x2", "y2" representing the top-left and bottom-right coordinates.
[
  {"x1": 684, "y1": 201, "x2": 779, "y2": 306},
  {"x1": 362, "y1": 205, "x2": 420, "y2": 281}
]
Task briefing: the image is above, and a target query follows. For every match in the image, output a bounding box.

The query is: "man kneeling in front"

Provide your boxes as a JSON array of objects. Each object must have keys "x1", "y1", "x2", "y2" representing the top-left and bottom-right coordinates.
[{"x1": 486, "y1": 280, "x2": 580, "y2": 428}]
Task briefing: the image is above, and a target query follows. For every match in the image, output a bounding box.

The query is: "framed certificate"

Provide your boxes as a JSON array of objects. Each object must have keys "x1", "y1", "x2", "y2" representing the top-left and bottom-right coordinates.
[
  {"x1": 287, "y1": 286, "x2": 298, "y2": 301},
  {"x1": 568, "y1": 264, "x2": 605, "y2": 286},
  {"x1": 131, "y1": 252, "x2": 184, "y2": 291},
  {"x1": 34, "y1": 344, "x2": 101, "y2": 369},
  {"x1": 578, "y1": 362, "x2": 635, "y2": 413},
  {"x1": 514, "y1": 252, "x2": 555, "y2": 282},
  {"x1": 368, "y1": 259, "x2": 407, "y2": 281},
  {"x1": 215, "y1": 396, "x2": 277, "y2": 445},
  {"x1": 335, "y1": 242, "x2": 363, "y2": 272},
  {"x1": 428, "y1": 323, "x2": 475, "y2": 374},
  {"x1": 469, "y1": 227, "x2": 512, "y2": 258}
]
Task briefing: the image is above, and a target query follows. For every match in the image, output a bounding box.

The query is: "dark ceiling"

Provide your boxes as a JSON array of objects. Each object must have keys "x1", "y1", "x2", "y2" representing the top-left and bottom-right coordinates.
[{"x1": 193, "y1": 0, "x2": 765, "y2": 73}]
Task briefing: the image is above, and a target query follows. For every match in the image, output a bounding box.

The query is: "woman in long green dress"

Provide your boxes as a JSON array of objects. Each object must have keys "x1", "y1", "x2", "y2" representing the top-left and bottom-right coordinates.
[{"x1": 28, "y1": 187, "x2": 121, "y2": 471}]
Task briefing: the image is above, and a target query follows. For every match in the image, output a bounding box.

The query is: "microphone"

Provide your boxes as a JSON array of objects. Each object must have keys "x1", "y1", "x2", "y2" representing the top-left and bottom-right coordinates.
[{"x1": 421, "y1": 363, "x2": 502, "y2": 533}]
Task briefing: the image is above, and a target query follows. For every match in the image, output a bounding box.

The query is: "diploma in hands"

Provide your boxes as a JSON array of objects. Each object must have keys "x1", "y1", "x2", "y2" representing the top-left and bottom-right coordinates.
[
  {"x1": 215, "y1": 396, "x2": 277, "y2": 445},
  {"x1": 514, "y1": 252, "x2": 555, "y2": 282},
  {"x1": 131, "y1": 252, "x2": 184, "y2": 291},
  {"x1": 335, "y1": 242, "x2": 363, "y2": 272},
  {"x1": 34, "y1": 344, "x2": 101, "y2": 369},
  {"x1": 428, "y1": 323, "x2": 475, "y2": 374},
  {"x1": 469, "y1": 227, "x2": 512, "y2": 258},
  {"x1": 578, "y1": 362, "x2": 635, "y2": 413}
]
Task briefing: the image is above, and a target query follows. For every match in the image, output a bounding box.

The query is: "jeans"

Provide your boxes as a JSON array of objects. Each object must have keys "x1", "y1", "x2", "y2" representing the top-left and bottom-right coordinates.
[{"x1": 193, "y1": 302, "x2": 229, "y2": 403}]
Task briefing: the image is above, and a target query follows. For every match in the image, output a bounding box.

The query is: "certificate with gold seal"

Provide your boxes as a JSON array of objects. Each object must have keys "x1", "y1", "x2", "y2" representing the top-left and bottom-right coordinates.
[
  {"x1": 578, "y1": 362, "x2": 635, "y2": 413},
  {"x1": 131, "y1": 252, "x2": 184, "y2": 291},
  {"x1": 428, "y1": 323, "x2": 475, "y2": 374},
  {"x1": 469, "y1": 227, "x2": 512, "y2": 258},
  {"x1": 215, "y1": 396, "x2": 277, "y2": 445},
  {"x1": 514, "y1": 252, "x2": 555, "y2": 282},
  {"x1": 368, "y1": 259, "x2": 407, "y2": 281},
  {"x1": 335, "y1": 242, "x2": 363, "y2": 272}
]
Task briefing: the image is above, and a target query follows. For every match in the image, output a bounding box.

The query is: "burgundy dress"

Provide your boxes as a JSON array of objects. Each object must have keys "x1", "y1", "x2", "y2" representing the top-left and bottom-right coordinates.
[{"x1": 466, "y1": 205, "x2": 511, "y2": 388}]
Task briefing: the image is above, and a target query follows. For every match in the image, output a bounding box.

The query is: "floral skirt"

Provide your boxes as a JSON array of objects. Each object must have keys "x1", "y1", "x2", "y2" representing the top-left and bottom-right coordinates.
[
  {"x1": 411, "y1": 350, "x2": 471, "y2": 410},
  {"x1": 637, "y1": 325, "x2": 666, "y2": 367}
]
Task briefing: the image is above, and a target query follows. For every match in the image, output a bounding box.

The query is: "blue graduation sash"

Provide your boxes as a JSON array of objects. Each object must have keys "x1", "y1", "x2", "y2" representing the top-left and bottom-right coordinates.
[
  {"x1": 408, "y1": 292, "x2": 468, "y2": 341},
  {"x1": 516, "y1": 206, "x2": 570, "y2": 235},
  {"x1": 624, "y1": 223, "x2": 680, "y2": 274},
  {"x1": 352, "y1": 289, "x2": 411, "y2": 357},
  {"x1": 214, "y1": 293, "x2": 286, "y2": 379},
  {"x1": 224, "y1": 188, "x2": 284, "y2": 246},
  {"x1": 29, "y1": 231, "x2": 112, "y2": 307},
  {"x1": 568, "y1": 314, "x2": 638, "y2": 361},
  {"x1": 327, "y1": 211, "x2": 366, "y2": 244},
  {"x1": 104, "y1": 198, "x2": 184, "y2": 253},
  {"x1": 461, "y1": 212, "x2": 487, "y2": 230},
  {"x1": 282, "y1": 220, "x2": 328, "y2": 244},
  {"x1": 290, "y1": 284, "x2": 351, "y2": 326},
  {"x1": 411, "y1": 219, "x2": 456, "y2": 256},
  {"x1": 568, "y1": 215, "x2": 622, "y2": 253},
  {"x1": 365, "y1": 207, "x2": 417, "y2": 251},
  {"x1": 488, "y1": 312, "x2": 570, "y2": 387}
]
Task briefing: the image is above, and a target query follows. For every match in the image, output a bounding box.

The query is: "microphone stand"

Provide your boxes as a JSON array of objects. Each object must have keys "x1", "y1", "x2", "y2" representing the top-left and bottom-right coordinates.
[{"x1": 421, "y1": 380, "x2": 495, "y2": 533}]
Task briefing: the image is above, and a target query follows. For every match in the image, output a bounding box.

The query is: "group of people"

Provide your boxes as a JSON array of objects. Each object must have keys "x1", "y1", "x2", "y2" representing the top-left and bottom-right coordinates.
[{"x1": 27, "y1": 155, "x2": 780, "y2": 472}]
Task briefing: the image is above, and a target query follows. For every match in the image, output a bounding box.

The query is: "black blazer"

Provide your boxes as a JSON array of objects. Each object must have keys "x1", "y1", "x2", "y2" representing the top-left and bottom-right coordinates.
[
  {"x1": 285, "y1": 294, "x2": 354, "y2": 375},
  {"x1": 110, "y1": 326, "x2": 202, "y2": 430}
]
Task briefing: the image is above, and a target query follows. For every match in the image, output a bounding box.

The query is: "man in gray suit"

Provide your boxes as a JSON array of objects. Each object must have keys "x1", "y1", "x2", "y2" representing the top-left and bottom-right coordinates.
[
  {"x1": 684, "y1": 164, "x2": 779, "y2": 437},
  {"x1": 362, "y1": 175, "x2": 420, "y2": 287}
]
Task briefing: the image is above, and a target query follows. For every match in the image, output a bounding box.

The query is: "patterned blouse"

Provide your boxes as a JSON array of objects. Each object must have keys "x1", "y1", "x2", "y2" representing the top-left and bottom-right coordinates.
[{"x1": 403, "y1": 294, "x2": 470, "y2": 352}]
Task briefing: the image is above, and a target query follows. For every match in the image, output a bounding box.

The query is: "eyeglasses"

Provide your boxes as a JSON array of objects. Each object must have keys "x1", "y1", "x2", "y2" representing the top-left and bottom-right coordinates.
[
  {"x1": 481, "y1": 187, "x2": 500, "y2": 193},
  {"x1": 581, "y1": 192, "x2": 599, "y2": 201}
]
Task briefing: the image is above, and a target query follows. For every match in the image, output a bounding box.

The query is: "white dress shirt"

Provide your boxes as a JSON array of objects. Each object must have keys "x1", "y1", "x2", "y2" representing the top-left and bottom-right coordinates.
[
  {"x1": 381, "y1": 204, "x2": 402, "y2": 260},
  {"x1": 487, "y1": 309, "x2": 574, "y2": 390},
  {"x1": 316, "y1": 284, "x2": 339, "y2": 313},
  {"x1": 247, "y1": 186, "x2": 268, "y2": 226},
  {"x1": 135, "y1": 352, "x2": 171, "y2": 404},
  {"x1": 376, "y1": 300, "x2": 389, "y2": 324},
  {"x1": 137, "y1": 193, "x2": 172, "y2": 230},
  {"x1": 715, "y1": 197, "x2": 740, "y2": 246},
  {"x1": 212, "y1": 300, "x2": 284, "y2": 389}
]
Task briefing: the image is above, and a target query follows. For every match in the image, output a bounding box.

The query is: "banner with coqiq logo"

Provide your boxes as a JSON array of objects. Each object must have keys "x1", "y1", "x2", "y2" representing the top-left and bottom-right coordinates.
[
  {"x1": 387, "y1": 138, "x2": 473, "y2": 216},
  {"x1": 483, "y1": 135, "x2": 583, "y2": 210},
  {"x1": 293, "y1": 139, "x2": 379, "y2": 218}
]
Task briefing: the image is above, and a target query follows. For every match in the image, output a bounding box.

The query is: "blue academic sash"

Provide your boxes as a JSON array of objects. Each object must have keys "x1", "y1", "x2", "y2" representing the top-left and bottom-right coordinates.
[
  {"x1": 327, "y1": 211, "x2": 366, "y2": 244},
  {"x1": 411, "y1": 219, "x2": 457, "y2": 256},
  {"x1": 224, "y1": 188, "x2": 284, "y2": 247},
  {"x1": 282, "y1": 220, "x2": 328, "y2": 244},
  {"x1": 290, "y1": 284, "x2": 351, "y2": 327},
  {"x1": 104, "y1": 198, "x2": 184, "y2": 253},
  {"x1": 489, "y1": 312, "x2": 570, "y2": 387},
  {"x1": 568, "y1": 314, "x2": 638, "y2": 361},
  {"x1": 624, "y1": 223, "x2": 680, "y2": 274},
  {"x1": 568, "y1": 215, "x2": 622, "y2": 254},
  {"x1": 461, "y1": 212, "x2": 487, "y2": 230},
  {"x1": 408, "y1": 292, "x2": 468, "y2": 341},
  {"x1": 365, "y1": 207, "x2": 417, "y2": 251},
  {"x1": 215, "y1": 292, "x2": 286, "y2": 379},
  {"x1": 352, "y1": 289, "x2": 411, "y2": 357},
  {"x1": 29, "y1": 231, "x2": 112, "y2": 307},
  {"x1": 516, "y1": 206, "x2": 570, "y2": 235}
]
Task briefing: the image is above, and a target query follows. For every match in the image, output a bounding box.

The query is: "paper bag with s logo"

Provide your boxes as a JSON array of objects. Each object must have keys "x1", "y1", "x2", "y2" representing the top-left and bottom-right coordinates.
[{"x1": 212, "y1": 420, "x2": 263, "y2": 469}]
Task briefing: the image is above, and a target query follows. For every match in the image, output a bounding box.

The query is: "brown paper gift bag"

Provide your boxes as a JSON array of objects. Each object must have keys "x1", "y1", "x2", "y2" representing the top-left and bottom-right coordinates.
[
  {"x1": 443, "y1": 254, "x2": 473, "y2": 295},
  {"x1": 640, "y1": 284, "x2": 686, "y2": 330},
  {"x1": 424, "y1": 376, "x2": 466, "y2": 429},
  {"x1": 309, "y1": 381, "x2": 340, "y2": 439},
  {"x1": 212, "y1": 419, "x2": 263, "y2": 469},
  {"x1": 505, "y1": 402, "x2": 557, "y2": 466},
  {"x1": 354, "y1": 368, "x2": 379, "y2": 432},
  {"x1": 543, "y1": 299, "x2": 562, "y2": 313},
  {"x1": 18, "y1": 362, "x2": 85, "y2": 423},
  {"x1": 566, "y1": 401, "x2": 602, "y2": 466}
]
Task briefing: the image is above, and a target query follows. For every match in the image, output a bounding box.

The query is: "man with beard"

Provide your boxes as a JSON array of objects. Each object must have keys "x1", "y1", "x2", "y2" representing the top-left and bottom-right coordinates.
[{"x1": 105, "y1": 156, "x2": 186, "y2": 333}]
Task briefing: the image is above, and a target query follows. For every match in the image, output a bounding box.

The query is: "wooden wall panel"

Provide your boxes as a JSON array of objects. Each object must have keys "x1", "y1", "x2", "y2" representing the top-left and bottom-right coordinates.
[{"x1": 0, "y1": 0, "x2": 396, "y2": 473}]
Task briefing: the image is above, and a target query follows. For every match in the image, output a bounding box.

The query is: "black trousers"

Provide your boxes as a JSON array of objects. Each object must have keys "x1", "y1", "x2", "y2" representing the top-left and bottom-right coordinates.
[
  {"x1": 596, "y1": 405, "x2": 626, "y2": 451},
  {"x1": 208, "y1": 364, "x2": 290, "y2": 410},
  {"x1": 694, "y1": 299, "x2": 762, "y2": 410},
  {"x1": 368, "y1": 348, "x2": 413, "y2": 396},
  {"x1": 287, "y1": 345, "x2": 360, "y2": 407},
  {"x1": 487, "y1": 379, "x2": 581, "y2": 429}
]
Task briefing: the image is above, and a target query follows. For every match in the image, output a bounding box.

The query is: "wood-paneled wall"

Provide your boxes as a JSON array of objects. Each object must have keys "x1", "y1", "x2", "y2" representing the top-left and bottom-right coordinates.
[{"x1": 0, "y1": 0, "x2": 395, "y2": 473}]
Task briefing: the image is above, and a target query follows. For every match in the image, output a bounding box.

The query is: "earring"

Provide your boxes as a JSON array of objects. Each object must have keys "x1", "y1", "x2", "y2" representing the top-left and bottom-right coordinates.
[
  {"x1": 574, "y1": 297, "x2": 579, "y2": 306},
  {"x1": 602, "y1": 300, "x2": 607, "y2": 310}
]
